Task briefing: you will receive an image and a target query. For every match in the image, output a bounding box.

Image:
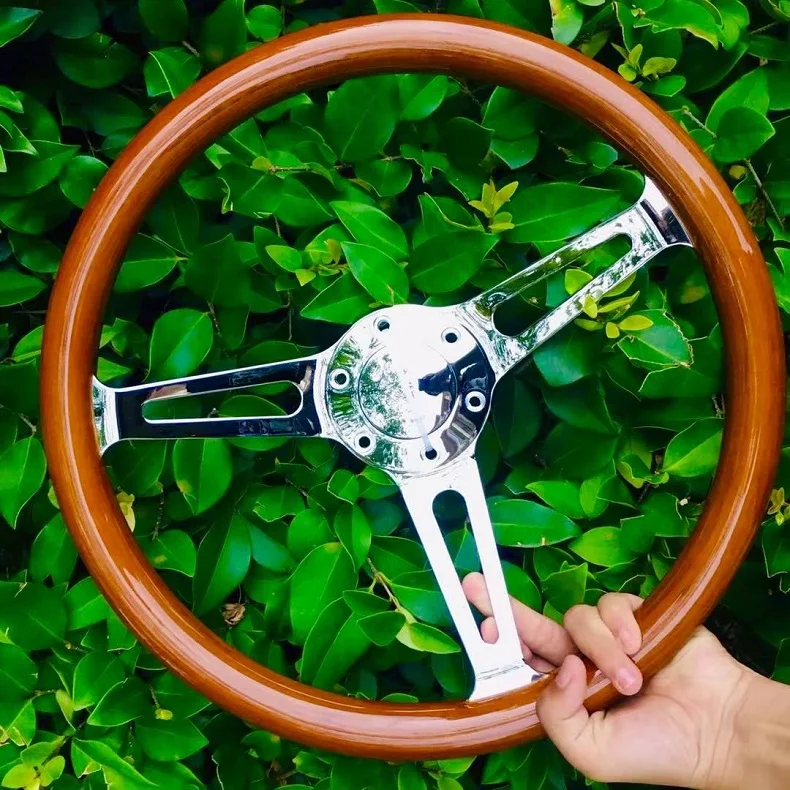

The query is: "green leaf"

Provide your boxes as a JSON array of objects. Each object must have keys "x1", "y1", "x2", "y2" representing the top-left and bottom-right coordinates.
[
  {"x1": 152, "y1": 672, "x2": 210, "y2": 719},
  {"x1": 1, "y1": 763, "x2": 37, "y2": 789},
  {"x1": 148, "y1": 308, "x2": 213, "y2": 379},
  {"x1": 410, "y1": 231, "x2": 497, "y2": 293},
  {"x1": 493, "y1": 377, "x2": 541, "y2": 456},
  {"x1": 343, "y1": 242, "x2": 409, "y2": 305},
  {"x1": 763, "y1": 519, "x2": 790, "y2": 577},
  {"x1": 192, "y1": 513, "x2": 252, "y2": 614},
  {"x1": 1, "y1": 583, "x2": 66, "y2": 651},
  {"x1": 136, "y1": 717, "x2": 208, "y2": 761},
  {"x1": 617, "y1": 310, "x2": 692, "y2": 368},
  {"x1": 570, "y1": 527, "x2": 636, "y2": 567},
  {"x1": 290, "y1": 543, "x2": 356, "y2": 645},
  {"x1": 72, "y1": 652, "x2": 126, "y2": 710},
  {"x1": 302, "y1": 272, "x2": 372, "y2": 324},
  {"x1": 88, "y1": 677, "x2": 150, "y2": 727},
  {"x1": 300, "y1": 598, "x2": 370, "y2": 689},
  {"x1": 706, "y1": 69, "x2": 769, "y2": 132},
  {"x1": 332, "y1": 201, "x2": 409, "y2": 261},
  {"x1": 144, "y1": 47, "x2": 201, "y2": 98},
  {"x1": 0, "y1": 645, "x2": 36, "y2": 701},
  {"x1": 356, "y1": 158, "x2": 413, "y2": 198},
  {"x1": 713, "y1": 107, "x2": 775, "y2": 164},
  {"x1": 58, "y1": 155, "x2": 108, "y2": 208},
  {"x1": 325, "y1": 77, "x2": 399, "y2": 162},
  {"x1": 358, "y1": 610, "x2": 406, "y2": 646},
  {"x1": 106, "y1": 439, "x2": 167, "y2": 495},
  {"x1": 72, "y1": 740, "x2": 155, "y2": 786},
  {"x1": 64, "y1": 578, "x2": 111, "y2": 630},
  {"x1": 543, "y1": 379, "x2": 616, "y2": 435},
  {"x1": 397, "y1": 622, "x2": 460, "y2": 654},
  {"x1": 199, "y1": 0, "x2": 247, "y2": 66},
  {"x1": 144, "y1": 530, "x2": 197, "y2": 577},
  {"x1": 483, "y1": 87, "x2": 539, "y2": 140},
  {"x1": 0, "y1": 698, "x2": 35, "y2": 746},
  {"x1": 116, "y1": 234, "x2": 181, "y2": 292},
  {"x1": 662, "y1": 418, "x2": 723, "y2": 477},
  {"x1": 29, "y1": 515, "x2": 78, "y2": 585},
  {"x1": 185, "y1": 234, "x2": 251, "y2": 307},
  {"x1": 543, "y1": 562, "x2": 588, "y2": 613},
  {"x1": 54, "y1": 34, "x2": 138, "y2": 88},
  {"x1": 506, "y1": 184, "x2": 618, "y2": 243},
  {"x1": 253, "y1": 485, "x2": 304, "y2": 521},
  {"x1": 173, "y1": 438, "x2": 233, "y2": 515},
  {"x1": 0, "y1": 141, "x2": 79, "y2": 197},
  {"x1": 0, "y1": 8, "x2": 41, "y2": 48},
  {"x1": 489, "y1": 499, "x2": 581, "y2": 547},
  {"x1": 636, "y1": 0, "x2": 722, "y2": 47},
  {"x1": 551, "y1": 0, "x2": 584, "y2": 44},
  {"x1": 0, "y1": 270, "x2": 46, "y2": 307},
  {"x1": 399, "y1": 75, "x2": 449, "y2": 122},
  {"x1": 524, "y1": 480, "x2": 585, "y2": 520},
  {"x1": 0, "y1": 437, "x2": 46, "y2": 528},
  {"x1": 287, "y1": 508, "x2": 333, "y2": 559},
  {"x1": 533, "y1": 327, "x2": 601, "y2": 387},
  {"x1": 334, "y1": 504, "x2": 372, "y2": 570},
  {"x1": 139, "y1": 0, "x2": 189, "y2": 41},
  {"x1": 246, "y1": 5, "x2": 282, "y2": 41}
]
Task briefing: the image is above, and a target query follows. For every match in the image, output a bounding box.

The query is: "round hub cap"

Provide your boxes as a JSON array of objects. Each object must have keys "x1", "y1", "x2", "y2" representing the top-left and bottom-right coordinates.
[{"x1": 357, "y1": 345, "x2": 456, "y2": 439}]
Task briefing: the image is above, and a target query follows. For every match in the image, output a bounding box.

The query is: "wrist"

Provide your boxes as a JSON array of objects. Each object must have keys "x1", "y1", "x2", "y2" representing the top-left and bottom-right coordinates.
[{"x1": 707, "y1": 669, "x2": 790, "y2": 790}]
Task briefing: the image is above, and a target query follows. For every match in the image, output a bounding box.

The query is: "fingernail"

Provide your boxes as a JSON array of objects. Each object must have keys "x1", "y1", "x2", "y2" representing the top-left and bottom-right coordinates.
[
  {"x1": 555, "y1": 659, "x2": 574, "y2": 689},
  {"x1": 615, "y1": 667, "x2": 640, "y2": 694}
]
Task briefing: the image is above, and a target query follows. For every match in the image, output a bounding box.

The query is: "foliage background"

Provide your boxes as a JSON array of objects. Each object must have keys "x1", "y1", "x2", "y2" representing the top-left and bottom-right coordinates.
[{"x1": 0, "y1": 0, "x2": 789, "y2": 788}]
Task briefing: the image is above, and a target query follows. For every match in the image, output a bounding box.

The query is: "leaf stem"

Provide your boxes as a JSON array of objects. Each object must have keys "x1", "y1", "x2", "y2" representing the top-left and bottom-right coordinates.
[{"x1": 745, "y1": 159, "x2": 785, "y2": 229}]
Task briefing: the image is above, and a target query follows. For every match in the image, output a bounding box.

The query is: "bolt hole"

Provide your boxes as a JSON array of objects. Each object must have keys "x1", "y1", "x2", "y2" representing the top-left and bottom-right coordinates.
[
  {"x1": 464, "y1": 391, "x2": 486, "y2": 413},
  {"x1": 443, "y1": 329, "x2": 459, "y2": 344},
  {"x1": 377, "y1": 318, "x2": 390, "y2": 332},
  {"x1": 330, "y1": 369, "x2": 350, "y2": 390},
  {"x1": 424, "y1": 447, "x2": 438, "y2": 461},
  {"x1": 358, "y1": 435, "x2": 371, "y2": 449}
]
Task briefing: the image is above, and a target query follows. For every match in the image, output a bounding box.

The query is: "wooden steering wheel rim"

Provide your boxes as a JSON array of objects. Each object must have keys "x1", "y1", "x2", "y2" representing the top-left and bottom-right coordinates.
[{"x1": 40, "y1": 15, "x2": 785, "y2": 759}]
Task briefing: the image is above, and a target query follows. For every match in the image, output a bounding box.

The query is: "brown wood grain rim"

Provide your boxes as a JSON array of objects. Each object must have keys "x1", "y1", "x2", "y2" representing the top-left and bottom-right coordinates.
[{"x1": 40, "y1": 15, "x2": 785, "y2": 759}]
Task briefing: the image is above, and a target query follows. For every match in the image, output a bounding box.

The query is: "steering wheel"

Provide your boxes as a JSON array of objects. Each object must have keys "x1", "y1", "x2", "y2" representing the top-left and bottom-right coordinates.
[{"x1": 40, "y1": 15, "x2": 784, "y2": 760}]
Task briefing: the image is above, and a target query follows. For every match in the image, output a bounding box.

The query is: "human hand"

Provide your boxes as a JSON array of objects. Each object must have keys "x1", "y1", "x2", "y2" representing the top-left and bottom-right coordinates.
[{"x1": 462, "y1": 572, "x2": 759, "y2": 789}]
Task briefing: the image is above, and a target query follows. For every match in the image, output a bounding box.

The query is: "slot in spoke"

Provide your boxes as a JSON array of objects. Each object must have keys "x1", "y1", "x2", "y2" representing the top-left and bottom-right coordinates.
[{"x1": 397, "y1": 457, "x2": 542, "y2": 700}]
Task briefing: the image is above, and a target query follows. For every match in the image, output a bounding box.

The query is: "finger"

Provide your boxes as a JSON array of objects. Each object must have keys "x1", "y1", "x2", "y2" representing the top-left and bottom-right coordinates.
[
  {"x1": 537, "y1": 655, "x2": 603, "y2": 775},
  {"x1": 462, "y1": 572, "x2": 575, "y2": 665},
  {"x1": 480, "y1": 618, "x2": 556, "y2": 673},
  {"x1": 597, "y1": 593, "x2": 643, "y2": 655},
  {"x1": 564, "y1": 604, "x2": 643, "y2": 696}
]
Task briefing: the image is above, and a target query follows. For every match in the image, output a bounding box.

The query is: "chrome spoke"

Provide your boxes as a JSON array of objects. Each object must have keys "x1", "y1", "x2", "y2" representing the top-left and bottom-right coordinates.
[
  {"x1": 397, "y1": 456, "x2": 542, "y2": 700},
  {"x1": 458, "y1": 178, "x2": 691, "y2": 378},
  {"x1": 93, "y1": 353, "x2": 328, "y2": 452}
]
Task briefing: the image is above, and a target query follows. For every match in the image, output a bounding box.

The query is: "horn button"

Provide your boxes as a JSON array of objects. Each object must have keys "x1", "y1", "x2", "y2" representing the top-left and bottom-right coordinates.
[{"x1": 323, "y1": 305, "x2": 494, "y2": 475}]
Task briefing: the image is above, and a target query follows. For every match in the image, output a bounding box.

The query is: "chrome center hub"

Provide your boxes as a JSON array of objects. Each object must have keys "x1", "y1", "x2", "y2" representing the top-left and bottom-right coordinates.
[
  {"x1": 323, "y1": 304, "x2": 494, "y2": 475},
  {"x1": 357, "y1": 345, "x2": 456, "y2": 439}
]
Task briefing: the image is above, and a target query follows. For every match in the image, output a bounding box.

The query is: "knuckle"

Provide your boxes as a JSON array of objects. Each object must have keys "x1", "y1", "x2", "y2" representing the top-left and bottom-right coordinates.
[{"x1": 563, "y1": 604, "x2": 590, "y2": 630}]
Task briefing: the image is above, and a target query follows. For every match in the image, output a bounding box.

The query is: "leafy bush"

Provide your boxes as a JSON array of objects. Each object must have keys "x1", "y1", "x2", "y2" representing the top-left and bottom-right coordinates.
[{"x1": 0, "y1": 1, "x2": 789, "y2": 788}]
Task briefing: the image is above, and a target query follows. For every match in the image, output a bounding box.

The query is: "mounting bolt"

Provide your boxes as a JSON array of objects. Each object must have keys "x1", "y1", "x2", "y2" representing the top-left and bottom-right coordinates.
[
  {"x1": 464, "y1": 391, "x2": 487, "y2": 413},
  {"x1": 329, "y1": 368, "x2": 351, "y2": 391}
]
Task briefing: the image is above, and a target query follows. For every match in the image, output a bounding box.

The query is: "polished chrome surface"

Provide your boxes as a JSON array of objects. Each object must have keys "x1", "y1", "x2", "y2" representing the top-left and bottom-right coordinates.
[
  {"x1": 93, "y1": 178, "x2": 689, "y2": 699},
  {"x1": 399, "y1": 457, "x2": 543, "y2": 699},
  {"x1": 93, "y1": 354, "x2": 327, "y2": 454},
  {"x1": 460, "y1": 178, "x2": 691, "y2": 378}
]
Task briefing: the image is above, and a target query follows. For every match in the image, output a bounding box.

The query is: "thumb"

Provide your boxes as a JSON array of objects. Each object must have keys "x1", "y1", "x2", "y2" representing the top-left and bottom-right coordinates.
[{"x1": 537, "y1": 655, "x2": 605, "y2": 781}]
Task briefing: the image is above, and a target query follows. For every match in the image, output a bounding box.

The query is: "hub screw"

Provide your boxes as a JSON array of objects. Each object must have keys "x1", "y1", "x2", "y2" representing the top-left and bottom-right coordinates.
[
  {"x1": 329, "y1": 368, "x2": 351, "y2": 391},
  {"x1": 464, "y1": 391, "x2": 487, "y2": 413}
]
